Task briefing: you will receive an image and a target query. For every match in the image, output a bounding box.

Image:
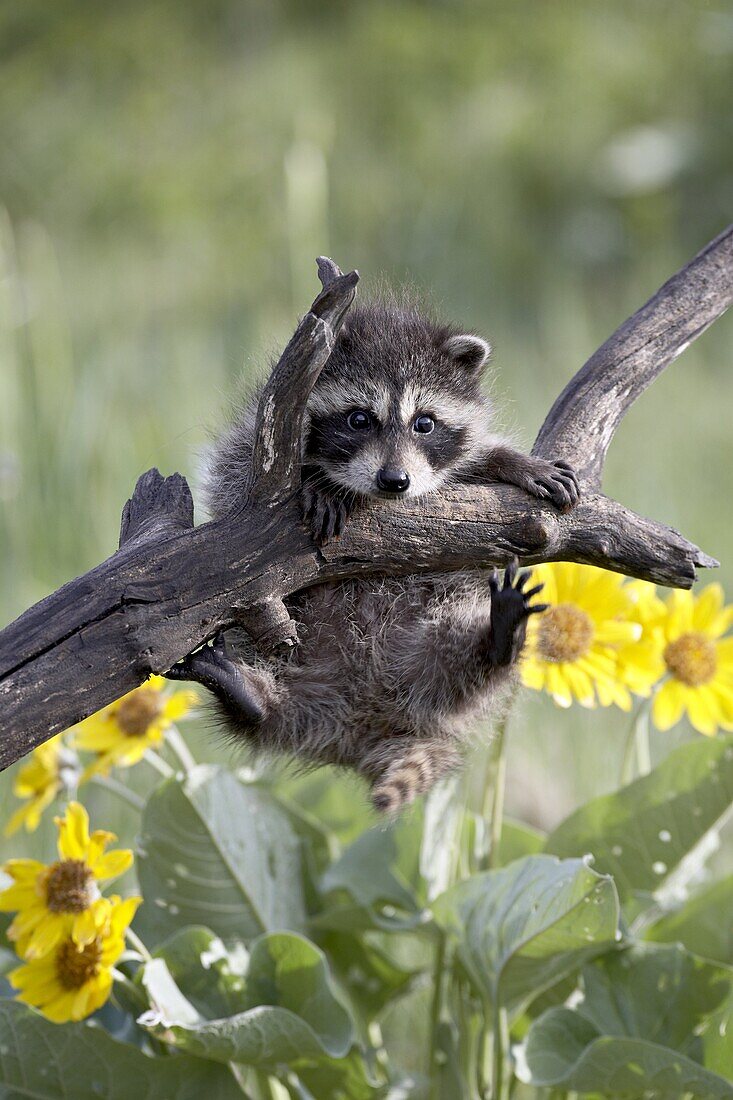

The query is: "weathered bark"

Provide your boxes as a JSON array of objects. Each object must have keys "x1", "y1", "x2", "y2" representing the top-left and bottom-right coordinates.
[{"x1": 0, "y1": 227, "x2": 730, "y2": 770}]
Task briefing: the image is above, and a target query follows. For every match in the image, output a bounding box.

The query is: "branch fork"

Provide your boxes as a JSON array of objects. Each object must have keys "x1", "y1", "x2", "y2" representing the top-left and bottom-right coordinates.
[{"x1": 0, "y1": 228, "x2": 731, "y2": 769}]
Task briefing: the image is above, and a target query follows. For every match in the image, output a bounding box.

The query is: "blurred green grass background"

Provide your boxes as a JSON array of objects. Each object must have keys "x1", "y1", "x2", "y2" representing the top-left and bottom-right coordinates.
[{"x1": 1, "y1": 0, "x2": 732, "y2": 863}]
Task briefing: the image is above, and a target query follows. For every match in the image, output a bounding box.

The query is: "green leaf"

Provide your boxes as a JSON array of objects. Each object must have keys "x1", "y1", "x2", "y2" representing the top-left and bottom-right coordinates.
[
  {"x1": 315, "y1": 815, "x2": 426, "y2": 932},
  {"x1": 645, "y1": 875, "x2": 733, "y2": 966},
  {"x1": 524, "y1": 1014, "x2": 733, "y2": 1098},
  {"x1": 141, "y1": 931, "x2": 355, "y2": 1067},
  {"x1": 137, "y1": 766, "x2": 307, "y2": 945},
  {"x1": 0, "y1": 1000, "x2": 247, "y2": 1099},
  {"x1": 153, "y1": 925, "x2": 249, "y2": 1019},
  {"x1": 577, "y1": 944, "x2": 731, "y2": 1051},
  {"x1": 319, "y1": 930, "x2": 418, "y2": 1019},
  {"x1": 545, "y1": 736, "x2": 733, "y2": 907},
  {"x1": 431, "y1": 854, "x2": 619, "y2": 1013},
  {"x1": 703, "y1": 987, "x2": 733, "y2": 1081},
  {"x1": 294, "y1": 1048, "x2": 382, "y2": 1100},
  {"x1": 522, "y1": 944, "x2": 733, "y2": 1097}
]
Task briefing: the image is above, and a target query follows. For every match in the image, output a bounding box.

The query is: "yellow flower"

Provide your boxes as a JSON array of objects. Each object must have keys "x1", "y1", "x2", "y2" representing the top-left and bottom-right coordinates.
[
  {"x1": 4, "y1": 735, "x2": 81, "y2": 837},
  {"x1": 615, "y1": 580, "x2": 667, "y2": 697},
  {"x1": 8, "y1": 895, "x2": 140, "y2": 1023},
  {"x1": 651, "y1": 583, "x2": 733, "y2": 737},
  {"x1": 0, "y1": 802, "x2": 133, "y2": 960},
  {"x1": 521, "y1": 562, "x2": 642, "y2": 710},
  {"x1": 69, "y1": 675, "x2": 197, "y2": 776}
]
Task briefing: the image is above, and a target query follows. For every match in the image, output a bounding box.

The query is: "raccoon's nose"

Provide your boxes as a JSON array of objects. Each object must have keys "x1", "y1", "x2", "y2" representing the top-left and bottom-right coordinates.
[{"x1": 377, "y1": 468, "x2": 410, "y2": 494}]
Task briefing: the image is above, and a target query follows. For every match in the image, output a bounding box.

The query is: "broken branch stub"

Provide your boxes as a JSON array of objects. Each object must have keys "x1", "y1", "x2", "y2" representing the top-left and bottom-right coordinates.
[
  {"x1": 0, "y1": 233, "x2": 730, "y2": 769},
  {"x1": 249, "y1": 266, "x2": 358, "y2": 505}
]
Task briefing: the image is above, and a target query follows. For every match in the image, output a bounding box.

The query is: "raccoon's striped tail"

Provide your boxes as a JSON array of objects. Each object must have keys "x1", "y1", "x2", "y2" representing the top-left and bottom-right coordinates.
[{"x1": 370, "y1": 741, "x2": 461, "y2": 815}]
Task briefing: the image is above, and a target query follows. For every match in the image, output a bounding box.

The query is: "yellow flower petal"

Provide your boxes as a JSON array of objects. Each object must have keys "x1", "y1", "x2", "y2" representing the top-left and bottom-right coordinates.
[
  {"x1": 652, "y1": 680, "x2": 687, "y2": 731},
  {"x1": 692, "y1": 583, "x2": 724, "y2": 633},
  {"x1": 108, "y1": 895, "x2": 142, "y2": 939},
  {"x1": 91, "y1": 848, "x2": 133, "y2": 882},
  {"x1": 520, "y1": 659, "x2": 545, "y2": 691},
  {"x1": 2, "y1": 858, "x2": 46, "y2": 879},
  {"x1": 594, "y1": 621, "x2": 642, "y2": 646},
  {"x1": 664, "y1": 589, "x2": 694, "y2": 638},
  {"x1": 56, "y1": 802, "x2": 90, "y2": 861},
  {"x1": 164, "y1": 690, "x2": 198, "y2": 721},
  {"x1": 685, "y1": 687, "x2": 721, "y2": 737},
  {"x1": 563, "y1": 664, "x2": 596, "y2": 707},
  {"x1": 23, "y1": 915, "x2": 67, "y2": 960}
]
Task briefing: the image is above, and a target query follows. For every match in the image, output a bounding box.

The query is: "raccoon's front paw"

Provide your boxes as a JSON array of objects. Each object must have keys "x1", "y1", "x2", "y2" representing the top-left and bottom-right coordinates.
[
  {"x1": 300, "y1": 483, "x2": 352, "y2": 547},
  {"x1": 524, "y1": 459, "x2": 580, "y2": 512},
  {"x1": 488, "y1": 558, "x2": 548, "y2": 666}
]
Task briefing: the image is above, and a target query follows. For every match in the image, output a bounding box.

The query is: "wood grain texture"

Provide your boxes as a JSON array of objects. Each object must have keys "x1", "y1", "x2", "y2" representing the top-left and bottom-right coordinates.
[{"x1": 0, "y1": 233, "x2": 730, "y2": 769}]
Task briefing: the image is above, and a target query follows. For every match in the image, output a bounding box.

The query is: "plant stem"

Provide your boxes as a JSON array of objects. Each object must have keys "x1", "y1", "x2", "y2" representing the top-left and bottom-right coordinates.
[
  {"x1": 486, "y1": 714, "x2": 509, "y2": 869},
  {"x1": 620, "y1": 698, "x2": 652, "y2": 785},
  {"x1": 111, "y1": 967, "x2": 148, "y2": 1009},
  {"x1": 144, "y1": 749, "x2": 174, "y2": 778},
  {"x1": 620, "y1": 703, "x2": 641, "y2": 785},
  {"x1": 91, "y1": 774, "x2": 145, "y2": 812},
  {"x1": 429, "y1": 932, "x2": 447, "y2": 1096},
  {"x1": 125, "y1": 926, "x2": 152, "y2": 962},
  {"x1": 165, "y1": 724, "x2": 197, "y2": 774},
  {"x1": 254, "y1": 1070, "x2": 281, "y2": 1100},
  {"x1": 635, "y1": 703, "x2": 651, "y2": 776},
  {"x1": 491, "y1": 1003, "x2": 509, "y2": 1100}
]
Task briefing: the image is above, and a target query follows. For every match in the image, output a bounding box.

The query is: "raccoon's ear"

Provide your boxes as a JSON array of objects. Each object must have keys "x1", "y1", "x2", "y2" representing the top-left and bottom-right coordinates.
[{"x1": 442, "y1": 334, "x2": 492, "y2": 373}]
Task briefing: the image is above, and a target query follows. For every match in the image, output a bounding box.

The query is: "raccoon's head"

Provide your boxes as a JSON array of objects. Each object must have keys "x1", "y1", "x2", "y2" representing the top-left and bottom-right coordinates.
[{"x1": 304, "y1": 301, "x2": 493, "y2": 499}]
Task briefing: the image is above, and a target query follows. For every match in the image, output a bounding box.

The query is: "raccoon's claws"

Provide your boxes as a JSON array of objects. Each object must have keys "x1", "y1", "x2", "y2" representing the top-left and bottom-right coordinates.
[
  {"x1": 165, "y1": 633, "x2": 264, "y2": 723},
  {"x1": 300, "y1": 483, "x2": 352, "y2": 547},
  {"x1": 165, "y1": 632, "x2": 233, "y2": 685},
  {"x1": 524, "y1": 459, "x2": 580, "y2": 513},
  {"x1": 488, "y1": 559, "x2": 547, "y2": 665}
]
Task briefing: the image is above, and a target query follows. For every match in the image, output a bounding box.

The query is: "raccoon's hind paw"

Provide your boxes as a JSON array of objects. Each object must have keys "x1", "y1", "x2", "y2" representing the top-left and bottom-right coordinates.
[
  {"x1": 165, "y1": 633, "x2": 264, "y2": 724},
  {"x1": 300, "y1": 482, "x2": 352, "y2": 547},
  {"x1": 524, "y1": 458, "x2": 580, "y2": 512}
]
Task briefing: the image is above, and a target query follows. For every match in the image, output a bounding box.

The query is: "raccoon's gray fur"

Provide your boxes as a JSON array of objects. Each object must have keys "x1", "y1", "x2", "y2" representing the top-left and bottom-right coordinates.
[{"x1": 175, "y1": 298, "x2": 579, "y2": 813}]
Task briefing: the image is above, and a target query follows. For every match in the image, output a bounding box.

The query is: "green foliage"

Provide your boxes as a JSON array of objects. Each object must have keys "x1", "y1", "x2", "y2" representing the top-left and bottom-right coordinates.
[
  {"x1": 644, "y1": 875, "x2": 733, "y2": 966},
  {"x1": 432, "y1": 855, "x2": 619, "y2": 1014},
  {"x1": 0, "y1": 1001, "x2": 248, "y2": 1098},
  {"x1": 141, "y1": 932, "x2": 355, "y2": 1066},
  {"x1": 546, "y1": 737, "x2": 733, "y2": 910},
  {"x1": 1, "y1": 734, "x2": 733, "y2": 1096},
  {"x1": 523, "y1": 946, "x2": 733, "y2": 1097},
  {"x1": 316, "y1": 813, "x2": 426, "y2": 932},
  {"x1": 136, "y1": 766, "x2": 307, "y2": 945}
]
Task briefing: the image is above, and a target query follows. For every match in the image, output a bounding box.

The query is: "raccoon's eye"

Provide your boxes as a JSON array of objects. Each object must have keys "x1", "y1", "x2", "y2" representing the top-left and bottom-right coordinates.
[
  {"x1": 413, "y1": 414, "x2": 435, "y2": 434},
  {"x1": 347, "y1": 409, "x2": 372, "y2": 431}
]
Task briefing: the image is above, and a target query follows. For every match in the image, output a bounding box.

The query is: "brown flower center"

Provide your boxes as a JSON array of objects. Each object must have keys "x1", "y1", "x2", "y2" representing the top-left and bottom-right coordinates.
[
  {"x1": 44, "y1": 859, "x2": 95, "y2": 913},
  {"x1": 116, "y1": 689, "x2": 162, "y2": 737},
  {"x1": 664, "y1": 632, "x2": 717, "y2": 687},
  {"x1": 536, "y1": 603, "x2": 594, "y2": 663},
  {"x1": 55, "y1": 938, "x2": 102, "y2": 990}
]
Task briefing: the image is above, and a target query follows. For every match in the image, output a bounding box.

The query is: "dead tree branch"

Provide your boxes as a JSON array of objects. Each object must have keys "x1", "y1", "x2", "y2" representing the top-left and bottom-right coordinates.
[{"x1": 0, "y1": 227, "x2": 731, "y2": 769}]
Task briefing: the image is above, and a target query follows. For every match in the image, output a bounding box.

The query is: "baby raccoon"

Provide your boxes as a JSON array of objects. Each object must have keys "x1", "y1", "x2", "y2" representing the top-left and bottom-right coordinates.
[{"x1": 169, "y1": 298, "x2": 579, "y2": 813}]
